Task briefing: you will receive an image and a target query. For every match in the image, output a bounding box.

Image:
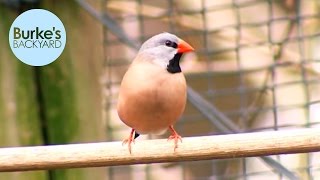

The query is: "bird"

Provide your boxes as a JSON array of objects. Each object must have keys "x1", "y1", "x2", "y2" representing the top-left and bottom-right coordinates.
[{"x1": 117, "y1": 32, "x2": 194, "y2": 153}]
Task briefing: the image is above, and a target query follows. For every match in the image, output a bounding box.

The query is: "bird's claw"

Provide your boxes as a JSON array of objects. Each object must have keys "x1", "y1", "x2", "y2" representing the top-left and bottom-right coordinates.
[
  {"x1": 167, "y1": 133, "x2": 182, "y2": 152},
  {"x1": 168, "y1": 126, "x2": 182, "y2": 152},
  {"x1": 122, "y1": 137, "x2": 134, "y2": 154},
  {"x1": 122, "y1": 129, "x2": 136, "y2": 154}
]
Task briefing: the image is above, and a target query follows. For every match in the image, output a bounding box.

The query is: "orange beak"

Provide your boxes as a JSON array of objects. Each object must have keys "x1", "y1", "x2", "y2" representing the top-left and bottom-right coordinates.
[{"x1": 177, "y1": 38, "x2": 194, "y2": 53}]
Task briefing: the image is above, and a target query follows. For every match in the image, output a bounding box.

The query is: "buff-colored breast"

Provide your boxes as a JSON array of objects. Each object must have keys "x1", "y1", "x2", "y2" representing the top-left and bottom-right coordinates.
[{"x1": 117, "y1": 60, "x2": 187, "y2": 134}]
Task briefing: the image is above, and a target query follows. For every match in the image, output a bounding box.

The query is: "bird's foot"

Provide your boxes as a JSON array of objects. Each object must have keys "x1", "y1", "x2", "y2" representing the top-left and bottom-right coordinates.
[
  {"x1": 167, "y1": 126, "x2": 182, "y2": 152},
  {"x1": 122, "y1": 129, "x2": 135, "y2": 154}
]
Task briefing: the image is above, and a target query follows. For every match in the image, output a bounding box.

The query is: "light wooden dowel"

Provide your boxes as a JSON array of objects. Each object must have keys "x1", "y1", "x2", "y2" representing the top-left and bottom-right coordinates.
[{"x1": 0, "y1": 128, "x2": 319, "y2": 172}]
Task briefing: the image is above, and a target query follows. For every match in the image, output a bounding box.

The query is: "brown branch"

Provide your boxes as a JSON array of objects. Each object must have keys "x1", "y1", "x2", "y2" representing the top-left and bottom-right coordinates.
[{"x1": 0, "y1": 128, "x2": 319, "y2": 172}]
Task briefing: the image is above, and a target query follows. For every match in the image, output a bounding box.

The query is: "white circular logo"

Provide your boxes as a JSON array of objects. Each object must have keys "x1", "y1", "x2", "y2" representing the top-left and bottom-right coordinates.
[{"x1": 9, "y1": 9, "x2": 66, "y2": 66}]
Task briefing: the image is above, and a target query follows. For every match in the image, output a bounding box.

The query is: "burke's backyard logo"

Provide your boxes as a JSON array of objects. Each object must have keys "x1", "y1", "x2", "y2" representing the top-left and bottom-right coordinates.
[
  {"x1": 9, "y1": 9, "x2": 66, "y2": 66},
  {"x1": 13, "y1": 27, "x2": 62, "y2": 49}
]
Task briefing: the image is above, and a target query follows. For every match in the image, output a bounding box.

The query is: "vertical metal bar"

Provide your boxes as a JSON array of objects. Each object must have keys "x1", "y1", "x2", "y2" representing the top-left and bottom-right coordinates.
[
  {"x1": 199, "y1": 0, "x2": 218, "y2": 178},
  {"x1": 232, "y1": 0, "x2": 248, "y2": 179},
  {"x1": 295, "y1": 0, "x2": 312, "y2": 179},
  {"x1": 202, "y1": 0, "x2": 214, "y2": 94},
  {"x1": 103, "y1": 1, "x2": 115, "y2": 180},
  {"x1": 267, "y1": 0, "x2": 282, "y2": 179},
  {"x1": 267, "y1": 0, "x2": 279, "y2": 131}
]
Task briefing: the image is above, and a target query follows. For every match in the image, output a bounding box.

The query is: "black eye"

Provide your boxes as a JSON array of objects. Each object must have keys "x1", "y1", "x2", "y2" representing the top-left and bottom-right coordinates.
[
  {"x1": 165, "y1": 40, "x2": 172, "y2": 46},
  {"x1": 165, "y1": 40, "x2": 178, "y2": 48}
]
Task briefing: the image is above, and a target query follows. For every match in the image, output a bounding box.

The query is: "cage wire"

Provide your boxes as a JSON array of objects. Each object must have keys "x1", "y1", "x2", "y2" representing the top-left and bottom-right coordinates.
[{"x1": 102, "y1": 0, "x2": 320, "y2": 179}]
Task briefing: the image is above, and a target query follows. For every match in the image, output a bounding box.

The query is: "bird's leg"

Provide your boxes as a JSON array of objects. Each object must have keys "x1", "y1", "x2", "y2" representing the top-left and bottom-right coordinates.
[
  {"x1": 167, "y1": 125, "x2": 182, "y2": 152},
  {"x1": 122, "y1": 129, "x2": 136, "y2": 154}
]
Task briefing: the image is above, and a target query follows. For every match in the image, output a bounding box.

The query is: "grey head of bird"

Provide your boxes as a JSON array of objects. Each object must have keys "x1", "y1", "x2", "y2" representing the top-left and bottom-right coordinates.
[{"x1": 137, "y1": 32, "x2": 194, "y2": 73}]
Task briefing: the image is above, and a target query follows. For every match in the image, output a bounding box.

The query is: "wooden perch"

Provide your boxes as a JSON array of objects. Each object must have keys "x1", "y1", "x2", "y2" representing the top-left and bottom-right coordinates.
[{"x1": 0, "y1": 128, "x2": 319, "y2": 172}]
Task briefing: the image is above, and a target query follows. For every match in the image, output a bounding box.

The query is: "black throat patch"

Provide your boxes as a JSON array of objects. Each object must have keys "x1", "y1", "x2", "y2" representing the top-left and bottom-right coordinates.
[{"x1": 167, "y1": 53, "x2": 183, "y2": 73}]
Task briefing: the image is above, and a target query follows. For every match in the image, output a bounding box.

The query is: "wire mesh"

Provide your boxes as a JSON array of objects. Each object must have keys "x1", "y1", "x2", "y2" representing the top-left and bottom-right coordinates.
[{"x1": 102, "y1": 0, "x2": 320, "y2": 179}]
